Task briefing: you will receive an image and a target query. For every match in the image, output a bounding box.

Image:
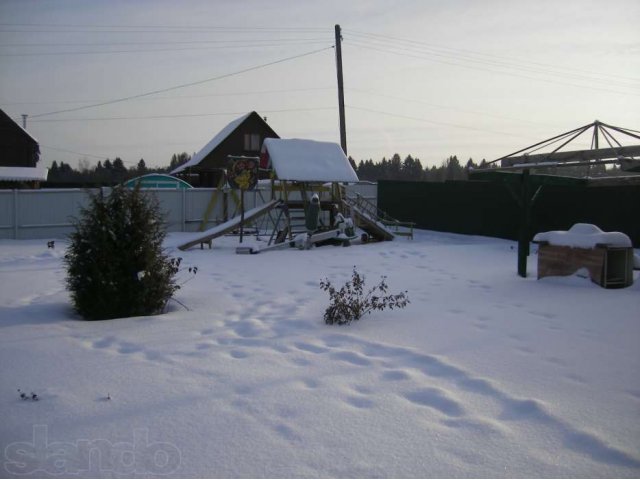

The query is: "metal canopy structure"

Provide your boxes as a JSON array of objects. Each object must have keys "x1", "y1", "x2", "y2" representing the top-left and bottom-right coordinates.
[
  {"x1": 489, "y1": 120, "x2": 640, "y2": 172},
  {"x1": 472, "y1": 120, "x2": 640, "y2": 278}
]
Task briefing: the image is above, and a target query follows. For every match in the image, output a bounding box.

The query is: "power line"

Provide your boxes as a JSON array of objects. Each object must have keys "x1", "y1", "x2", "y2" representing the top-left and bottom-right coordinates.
[
  {"x1": 347, "y1": 29, "x2": 640, "y2": 84},
  {"x1": 0, "y1": 23, "x2": 327, "y2": 30},
  {"x1": 0, "y1": 37, "x2": 329, "y2": 46},
  {"x1": 3, "y1": 86, "x2": 335, "y2": 106},
  {"x1": 348, "y1": 38, "x2": 639, "y2": 91},
  {"x1": 0, "y1": 25, "x2": 327, "y2": 34},
  {"x1": 0, "y1": 41, "x2": 329, "y2": 57},
  {"x1": 29, "y1": 45, "x2": 333, "y2": 118},
  {"x1": 347, "y1": 87, "x2": 556, "y2": 128},
  {"x1": 29, "y1": 107, "x2": 336, "y2": 123},
  {"x1": 346, "y1": 104, "x2": 536, "y2": 140},
  {"x1": 345, "y1": 41, "x2": 640, "y2": 97},
  {"x1": 40, "y1": 145, "x2": 109, "y2": 160},
  {"x1": 346, "y1": 37, "x2": 639, "y2": 91}
]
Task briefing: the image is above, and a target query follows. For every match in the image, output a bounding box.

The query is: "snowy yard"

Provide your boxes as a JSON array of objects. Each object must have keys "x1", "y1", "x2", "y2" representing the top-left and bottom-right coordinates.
[{"x1": 1, "y1": 230, "x2": 639, "y2": 478}]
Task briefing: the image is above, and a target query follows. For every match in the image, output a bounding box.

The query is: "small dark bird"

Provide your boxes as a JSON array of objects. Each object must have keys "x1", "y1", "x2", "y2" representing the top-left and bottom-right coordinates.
[
  {"x1": 18, "y1": 389, "x2": 27, "y2": 400},
  {"x1": 31, "y1": 392, "x2": 38, "y2": 401},
  {"x1": 47, "y1": 241, "x2": 55, "y2": 249}
]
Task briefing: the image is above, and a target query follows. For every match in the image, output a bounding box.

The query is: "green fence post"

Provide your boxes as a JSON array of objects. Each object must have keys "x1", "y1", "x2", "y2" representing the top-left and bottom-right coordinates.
[{"x1": 518, "y1": 169, "x2": 531, "y2": 277}]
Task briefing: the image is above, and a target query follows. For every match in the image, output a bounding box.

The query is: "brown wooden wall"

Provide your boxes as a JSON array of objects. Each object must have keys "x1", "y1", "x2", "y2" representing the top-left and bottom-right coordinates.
[
  {"x1": 196, "y1": 112, "x2": 279, "y2": 173},
  {"x1": 0, "y1": 110, "x2": 40, "y2": 167}
]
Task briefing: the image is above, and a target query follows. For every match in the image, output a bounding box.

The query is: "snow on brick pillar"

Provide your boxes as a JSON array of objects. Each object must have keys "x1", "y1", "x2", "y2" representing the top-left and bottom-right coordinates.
[{"x1": 534, "y1": 224, "x2": 634, "y2": 289}]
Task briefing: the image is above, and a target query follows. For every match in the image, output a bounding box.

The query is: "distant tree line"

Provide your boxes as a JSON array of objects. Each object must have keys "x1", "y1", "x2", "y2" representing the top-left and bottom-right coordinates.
[
  {"x1": 351, "y1": 153, "x2": 628, "y2": 182},
  {"x1": 46, "y1": 153, "x2": 191, "y2": 186},
  {"x1": 351, "y1": 154, "x2": 490, "y2": 182},
  {"x1": 45, "y1": 150, "x2": 630, "y2": 186}
]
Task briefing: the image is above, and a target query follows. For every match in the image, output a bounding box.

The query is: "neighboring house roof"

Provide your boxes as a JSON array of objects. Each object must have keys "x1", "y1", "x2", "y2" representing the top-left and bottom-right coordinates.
[
  {"x1": 0, "y1": 109, "x2": 39, "y2": 145},
  {"x1": 0, "y1": 109, "x2": 41, "y2": 168},
  {"x1": 0, "y1": 166, "x2": 48, "y2": 181},
  {"x1": 171, "y1": 112, "x2": 253, "y2": 174},
  {"x1": 262, "y1": 138, "x2": 359, "y2": 183}
]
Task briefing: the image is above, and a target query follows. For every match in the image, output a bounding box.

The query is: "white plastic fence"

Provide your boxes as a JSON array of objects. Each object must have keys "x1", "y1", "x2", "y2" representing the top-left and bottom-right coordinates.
[{"x1": 0, "y1": 183, "x2": 377, "y2": 240}]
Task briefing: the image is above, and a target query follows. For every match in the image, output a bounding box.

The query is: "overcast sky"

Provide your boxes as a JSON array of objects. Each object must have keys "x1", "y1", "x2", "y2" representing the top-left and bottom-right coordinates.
[{"x1": 1, "y1": 0, "x2": 638, "y2": 170}]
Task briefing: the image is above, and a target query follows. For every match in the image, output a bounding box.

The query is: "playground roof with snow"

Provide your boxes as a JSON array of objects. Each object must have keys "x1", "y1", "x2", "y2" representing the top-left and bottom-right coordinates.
[{"x1": 262, "y1": 138, "x2": 359, "y2": 183}]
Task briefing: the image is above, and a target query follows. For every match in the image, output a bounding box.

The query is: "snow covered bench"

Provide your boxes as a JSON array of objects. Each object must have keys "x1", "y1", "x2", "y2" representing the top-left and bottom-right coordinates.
[{"x1": 533, "y1": 223, "x2": 634, "y2": 289}]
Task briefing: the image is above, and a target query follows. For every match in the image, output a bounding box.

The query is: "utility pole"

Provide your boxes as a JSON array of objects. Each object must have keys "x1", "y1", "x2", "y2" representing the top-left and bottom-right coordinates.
[
  {"x1": 21, "y1": 114, "x2": 28, "y2": 129},
  {"x1": 335, "y1": 24, "x2": 347, "y2": 155}
]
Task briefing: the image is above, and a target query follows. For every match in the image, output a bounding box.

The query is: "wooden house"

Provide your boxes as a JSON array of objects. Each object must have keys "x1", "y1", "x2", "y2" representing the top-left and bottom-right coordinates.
[
  {"x1": 0, "y1": 108, "x2": 40, "y2": 168},
  {"x1": 171, "y1": 111, "x2": 279, "y2": 187}
]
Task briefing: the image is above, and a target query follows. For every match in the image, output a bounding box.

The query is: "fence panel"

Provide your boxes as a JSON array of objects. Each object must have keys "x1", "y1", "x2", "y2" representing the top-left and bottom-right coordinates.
[
  {"x1": 0, "y1": 190, "x2": 15, "y2": 237},
  {"x1": 378, "y1": 180, "x2": 640, "y2": 247},
  {"x1": 0, "y1": 183, "x2": 377, "y2": 240}
]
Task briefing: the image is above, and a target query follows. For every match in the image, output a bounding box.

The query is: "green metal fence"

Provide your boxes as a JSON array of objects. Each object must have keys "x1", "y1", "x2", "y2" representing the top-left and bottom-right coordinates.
[{"x1": 378, "y1": 180, "x2": 640, "y2": 247}]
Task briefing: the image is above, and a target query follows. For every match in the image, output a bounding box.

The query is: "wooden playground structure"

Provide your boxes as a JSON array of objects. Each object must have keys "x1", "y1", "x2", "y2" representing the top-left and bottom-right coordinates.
[{"x1": 177, "y1": 139, "x2": 413, "y2": 252}]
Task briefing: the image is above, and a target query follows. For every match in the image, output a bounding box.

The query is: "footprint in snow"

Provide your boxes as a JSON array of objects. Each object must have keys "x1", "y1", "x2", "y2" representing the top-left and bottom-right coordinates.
[
  {"x1": 330, "y1": 351, "x2": 372, "y2": 366},
  {"x1": 294, "y1": 342, "x2": 329, "y2": 354},
  {"x1": 345, "y1": 396, "x2": 375, "y2": 409},
  {"x1": 229, "y1": 350, "x2": 249, "y2": 359},
  {"x1": 299, "y1": 378, "x2": 319, "y2": 389},
  {"x1": 528, "y1": 310, "x2": 557, "y2": 319},
  {"x1": 402, "y1": 388, "x2": 465, "y2": 417},
  {"x1": 381, "y1": 370, "x2": 411, "y2": 381}
]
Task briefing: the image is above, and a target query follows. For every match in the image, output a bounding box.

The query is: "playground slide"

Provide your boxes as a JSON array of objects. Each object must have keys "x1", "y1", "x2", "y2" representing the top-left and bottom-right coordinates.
[
  {"x1": 177, "y1": 199, "x2": 281, "y2": 251},
  {"x1": 348, "y1": 204, "x2": 395, "y2": 241}
]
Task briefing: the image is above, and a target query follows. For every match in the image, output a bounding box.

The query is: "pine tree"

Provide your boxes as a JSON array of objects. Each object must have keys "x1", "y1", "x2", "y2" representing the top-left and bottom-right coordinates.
[
  {"x1": 112, "y1": 158, "x2": 128, "y2": 183},
  {"x1": 137, "y1": 158, "x2": 147, "y2": 175},
  {"x1": 65, "y1": 186, "x2": 180, "y2": 320}
]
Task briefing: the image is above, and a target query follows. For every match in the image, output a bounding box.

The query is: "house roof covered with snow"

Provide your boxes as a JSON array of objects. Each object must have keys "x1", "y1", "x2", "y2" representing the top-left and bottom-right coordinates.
[
  {"x1": 262, "y1": 138, "x2": 358, "y2": 183},
  {"x1": 0, "y1": 109, "x2": 41, "y2": 168},
  {"x1": 0, "y1": 166, "x2": 48, "y2": 182},
  {"x1": 171, "y1": 111, "x2": 277, "y2": 175},
  {"x1": 0, "y1": 109, "x2": 38, "y2": 145},
  {"x1": 172, "y1": 113, "x2": 251, "y2": 174}
]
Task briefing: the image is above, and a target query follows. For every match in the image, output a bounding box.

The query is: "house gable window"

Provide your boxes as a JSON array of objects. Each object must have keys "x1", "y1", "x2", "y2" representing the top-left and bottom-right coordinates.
[{"x1": 244, "y1": 134, "x2": 261, "y2": 152}]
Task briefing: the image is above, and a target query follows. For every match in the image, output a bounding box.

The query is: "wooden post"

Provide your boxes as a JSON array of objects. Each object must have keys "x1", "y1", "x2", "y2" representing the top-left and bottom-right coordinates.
[
  {"x1": 335, "y1": 24, "x2": 347, "y2": 155},
  {"x1": 239, "y1": 189, "x2": 245, "y2": 243},
  {"x1": 13, "y1": 189, "x2": 18, "y2": 239},
  {"x1": 181, "y1": 187, "x2": 186, "y2": 232},
  {"x1": 518, "y1": 168, "x2": 531, "y2": 277},
  {"x1": 223, "y1": 189, "x2": 228, "y2": 222}
]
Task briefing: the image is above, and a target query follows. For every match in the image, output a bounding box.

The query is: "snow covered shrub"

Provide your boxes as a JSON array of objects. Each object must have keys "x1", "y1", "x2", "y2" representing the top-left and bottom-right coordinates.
[
  {"x1": 65, "y1": 186, "x2": 179, "y2": 320},
  {"x1": 320, "y1": 267, "x2": 409, "y2": 325}
]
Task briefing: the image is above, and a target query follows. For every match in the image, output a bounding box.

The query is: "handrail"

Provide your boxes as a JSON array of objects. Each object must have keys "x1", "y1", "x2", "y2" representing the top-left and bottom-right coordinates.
[{"x1": 342, "y1": 192, "x2": 415, "y2": 239}]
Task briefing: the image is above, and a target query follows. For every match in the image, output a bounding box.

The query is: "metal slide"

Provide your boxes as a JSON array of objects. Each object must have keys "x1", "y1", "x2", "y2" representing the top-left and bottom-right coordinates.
[{"x1": 177, "y1": 199, "x2": 281, "y2": 251}]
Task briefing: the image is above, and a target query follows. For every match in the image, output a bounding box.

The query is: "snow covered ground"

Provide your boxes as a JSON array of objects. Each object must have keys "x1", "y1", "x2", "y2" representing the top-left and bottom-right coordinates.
[{"x1": 1, "y1": 230, "x2": 639, "y2": 478}]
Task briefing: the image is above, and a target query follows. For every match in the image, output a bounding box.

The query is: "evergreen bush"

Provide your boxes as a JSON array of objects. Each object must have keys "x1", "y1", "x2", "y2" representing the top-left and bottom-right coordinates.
[
  {"x1": 65, "y1": 186, "x2": 179, "y2": 320},
  {"x1": 320, "y1": 267, "x2": 409, "y2": 325}
]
